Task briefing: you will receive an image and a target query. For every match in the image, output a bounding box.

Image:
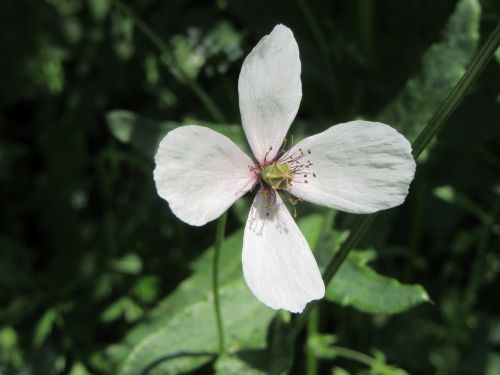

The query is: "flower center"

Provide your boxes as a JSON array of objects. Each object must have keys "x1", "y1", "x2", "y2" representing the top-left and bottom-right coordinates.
[
  {"x1": 260, "y1": 163, "x2": 294, "y2": 190},
  {"x1": 249, "y1": 147, "x2": 317, "y2": 214}
]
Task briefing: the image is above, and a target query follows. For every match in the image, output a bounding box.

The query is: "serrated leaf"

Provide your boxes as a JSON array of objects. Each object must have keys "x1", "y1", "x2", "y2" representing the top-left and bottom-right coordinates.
[
  {"x1": 379, "y1": 0, "x2": 480, "y2": 141},
  {"x1": 120, "y1": 281, "x2": 275, "y2": 375},
  {"x1": 326, "y1": 250, "x2": 430, "y2": 314},
  {"x1": 109, "y1": 215, "x2": 323, "y2": 372}
]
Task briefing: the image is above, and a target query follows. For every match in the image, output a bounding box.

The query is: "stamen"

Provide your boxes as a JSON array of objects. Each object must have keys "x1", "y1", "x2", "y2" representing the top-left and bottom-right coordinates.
[
  {"x1": 263, "y1": 146, "x2": 273, "y2": 165},
  {"x1": 250, "y1": 143, "x2": 316, "y2": 211}
]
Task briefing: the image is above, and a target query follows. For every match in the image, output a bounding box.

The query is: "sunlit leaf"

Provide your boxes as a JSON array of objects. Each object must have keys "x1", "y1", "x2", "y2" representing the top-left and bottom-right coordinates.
[
  {"x1": 120, "y1": 281, "x2": 275, "y2": 375},
  {"x1": 106, "y1": 110, "x2": 176, "y2": 158},
  {"x1": 163, "y1": 22, "x2": 243, "y2": 81},
  {"x1": 100, "y1": 298, "x2": 143, "y2": 323},
  {"x1": 326, "y1": 250, "x2": 430, "y2": 314},
  {"x1": 111, "y1": 253, "x2": 143, "y2": 275},
  {"x1": 33, "y1": 309, "x2": 58, "y2": 348},
  {"x1": 215, "y1": 355, "x2": 264, "y2": 375},
  {"x1": 108, "y1": 215, "x2": 323, "y2": 373}
]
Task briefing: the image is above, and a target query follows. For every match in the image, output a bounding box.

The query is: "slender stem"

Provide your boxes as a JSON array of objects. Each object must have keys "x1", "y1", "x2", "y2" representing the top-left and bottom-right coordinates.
[
  {"x1": 322, "y1": 214, "x2": 376, "y2": 284},
  {"x1": 187, "y1": 80, "x2": 227, "y2": 124},
  {"x1": 330, "y1": 346, "x2": 377, "y2": 367},
  {"x1": 464, "y1": 193, "x2": 500, "y2": 308},
  {"x1": 306, "y1": 307, "x2": 319, "y2": 375},
  {"x1": 113, "y1": 0, "x2": 227, "y2": 124},
  {"x1": 213, "y1": 212, "x2": 227, "y2": 355},
  {"x1": 291, "y1": 22, "x2": 500, "y2": 335},
  {"x1": 305, "y1": 210, "x2": 335, "y2": 375}
]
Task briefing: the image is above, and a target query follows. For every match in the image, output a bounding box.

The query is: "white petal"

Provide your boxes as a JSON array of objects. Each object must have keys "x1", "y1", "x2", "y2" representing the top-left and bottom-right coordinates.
[
  {"x1": 242, "y1": 192, "x2": 324, "y2": 313},
  {"x1": 289, "y1": 121, "x2": 416, "y2": 213},
  {"x1": 238, "y1": 24, "x2": 302, "y2": 164},
  {"x1": 154, "y1": 125, "x2": 256, "y2": 226}
]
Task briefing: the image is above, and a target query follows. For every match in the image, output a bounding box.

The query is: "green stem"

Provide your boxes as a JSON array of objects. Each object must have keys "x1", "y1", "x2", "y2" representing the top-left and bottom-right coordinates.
[
  {"x1": 292, "y1": 22, "x2": 500, "y2": 335},
  {"x1": 306, "y1": 210, "x2": 335, "y2": 375},
  {"x1": 322, "y1": 214, "x2": 376, "y2": 285},
  {"x1": 306, "y1": 307, "x2": 319, "y2": 375},
  {"x1": 113, "y1": 0, "x2": 227, "y2": 124},
  {"x1": 187, "y1": 80, "x2": 227, "y2": 124},
  {"x1": 213, "y1": 212, "x2": 227, "y2": 355},
  {"x1": 464, "y1": 193, "x2": 500, "y2": 308},
  {"x1": 330, "y1": 346, "x2": 377, "y2": 367}
]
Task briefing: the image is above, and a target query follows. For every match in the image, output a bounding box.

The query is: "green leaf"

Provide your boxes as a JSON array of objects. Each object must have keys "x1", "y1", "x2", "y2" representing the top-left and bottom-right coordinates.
[
  {"x1": 100, "y1": 298, "x2": 143, "y2": 323},
  {"x1": 332, "y1": 367, "x2": 351, "y2": 375},
  {"x1": 111, "y1": 253, "x2": 143, "y2": 275},
  {"x1": 120, "y1": 281, "x2": 275, "y2": 375},
  {"x1": 215, "y1": 355, "x2": 264, "y2": 375},
  {"x1": 307, "y1": 334, "x2": 338, "y2": 360},
  {"x1": 106, "y1": 110, "x2": 176, "y2": 158},
  {"x1": 163, "y1": 22, "x2": 243, "y2": 82},
  {"x1": 326, "y1": 250, "x2": 430, "y2": 314},
  {"x1": 107, "y1": 215, "x2": 323, "y2": 374},
  {"x1": 379, "y1": 0, "x2": 480, "y2": 141},
  {"x1": 88, "y1": 0, "x2": 111, "y2": 21},
  {"x1": 33, "y1": 309, "x2": 58, "y2": 348}
]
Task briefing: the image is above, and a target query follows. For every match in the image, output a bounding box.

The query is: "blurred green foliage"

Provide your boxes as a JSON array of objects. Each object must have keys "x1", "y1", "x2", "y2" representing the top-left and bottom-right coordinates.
[{"x1": 0, "y1": 0, "x2": 499, "y2": 374}]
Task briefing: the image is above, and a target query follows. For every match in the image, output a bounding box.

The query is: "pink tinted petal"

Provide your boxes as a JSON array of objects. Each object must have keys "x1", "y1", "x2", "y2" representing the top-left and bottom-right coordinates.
[
  {"x1": 238, "y1": 24, "x2": 302, "y2": 164},
  {"x1": 242, "y1": 192, "x2": 324, "y2": 313},
  {"x1": 289, "y1": 121, "x2": 416, "y2": 213},
  {"x1": 154, "y1": 125, "x2": 256, "y2": 226}
]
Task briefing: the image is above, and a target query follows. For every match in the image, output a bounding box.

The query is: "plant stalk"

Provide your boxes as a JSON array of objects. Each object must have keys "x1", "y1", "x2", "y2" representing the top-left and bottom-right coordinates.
[
  {"x1": 292, "y1": 22, "x2": 500, "y2": 335},
  {"x1": 213, "y1": 212, "x2": 228, "y2": 355}
]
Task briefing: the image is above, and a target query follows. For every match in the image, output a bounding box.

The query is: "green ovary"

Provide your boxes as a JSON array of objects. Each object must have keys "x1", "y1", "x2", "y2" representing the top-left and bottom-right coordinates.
[{"x1": 261, "y1": 163, "x2": 294, "y2": 190}]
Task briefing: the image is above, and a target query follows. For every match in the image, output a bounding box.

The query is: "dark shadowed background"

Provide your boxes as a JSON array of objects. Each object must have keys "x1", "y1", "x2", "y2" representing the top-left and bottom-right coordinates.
[{"x1": 0, "y1": 0, "x2": 499, "y2": 374}]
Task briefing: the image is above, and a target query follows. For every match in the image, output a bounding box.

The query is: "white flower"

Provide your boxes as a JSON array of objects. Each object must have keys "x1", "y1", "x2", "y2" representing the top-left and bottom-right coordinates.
[{"x1": 154, "y1": 25, "x2": 416, "y2": 313}]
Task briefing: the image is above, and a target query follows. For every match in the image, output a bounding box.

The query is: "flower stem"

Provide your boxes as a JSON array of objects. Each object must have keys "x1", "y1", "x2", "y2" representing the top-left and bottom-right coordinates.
[
  {"x1": 306, "y1": 210, "x2": 335, "y2": 375},
  {"x1": 213, "y1": 212, "x2": 227, "y2": 355},
  {"x1": 306, "y1": 307, "x2": 319, "y2": 375},
  {"x1": 328, "y1": 346, "x2": 382, "y2": 368},
  {"x1": 292, "y1": 21, "x2": 500, "y2": 335},
  {"x1": 112, "y1": 0, "x2": 227, "y2": 124},
  {"x1": 464, "y1": 193, "x2": 500, "y2": 308}
]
